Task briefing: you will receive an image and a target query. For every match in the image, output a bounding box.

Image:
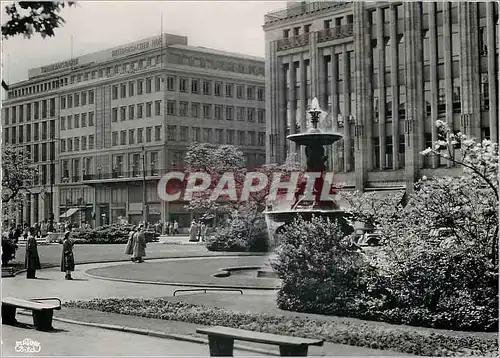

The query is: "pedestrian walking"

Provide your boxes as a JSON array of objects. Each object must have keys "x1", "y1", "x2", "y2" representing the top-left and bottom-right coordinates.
[
  {"x1": 173, "y1": 220, "x2": 179, "y2": 235},
  {"x1": 200, "y1": 223, "x2": 207, "y2": 242},
  {"x1": 125, "y1": 226, "x2": 136, "y2": 261},
  {"x1": 189, "y1": 221, "x2": 198, "y2": 242},
  {"x1": 25, "y1": 227, "x2": 41, "y2": 279},
  {"x1": 61, "y1": 231, "x2": 75, "y2": 280},
  {"x1": 133, "y1": 225, "x2": 146, "y2": 263},
  {"x1": 168, "y1": 222, "x2": 173, "y2": 235}
]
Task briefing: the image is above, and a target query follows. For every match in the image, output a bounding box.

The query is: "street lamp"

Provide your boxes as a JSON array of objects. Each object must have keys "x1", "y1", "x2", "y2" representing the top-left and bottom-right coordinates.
[{"x1": 141, "y1": 146, "x2": 148, "y2": 225}]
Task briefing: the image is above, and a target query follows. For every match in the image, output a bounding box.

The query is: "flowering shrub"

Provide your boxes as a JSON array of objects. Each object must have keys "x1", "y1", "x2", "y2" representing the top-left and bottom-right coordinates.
[
  {"x1": 64, "y1": 297, "x2": 498, "y2": 356},
  {"x1": 206, "y1": 210, "x2": 269, "y2": 253}
]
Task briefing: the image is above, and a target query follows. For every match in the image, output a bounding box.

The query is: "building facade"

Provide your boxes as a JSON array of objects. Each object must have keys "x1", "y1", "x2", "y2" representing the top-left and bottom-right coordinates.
[
  {"x1": 2, "y1": 33, "x2": 266, "y2": 228},
  {"x1": 264, "y1": 1, "x2": 499, "y2": 192}
]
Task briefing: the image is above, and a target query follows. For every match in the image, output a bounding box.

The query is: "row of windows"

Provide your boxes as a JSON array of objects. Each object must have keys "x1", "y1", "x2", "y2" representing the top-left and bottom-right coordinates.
[
  {"x1": 4, "y1": 121, "x2": 56, "y2": 145},
  {"x1": 60, "y1": 135, "x2": 95, "y2": 153},
  {"x1": 111, "y1": 100, "x2": 266, "y2": 123},
  {"x1": 61, "y1": 112, "x2": 95, "y2": 130},
  {"x1": 3, "y1": 98, "x2": 57, "y2": 124},
  {"x1": 60, "y1": 90, "x2": 95, "y2": 109},
  {"x1": 111, "y1": 126, "x2": 162, "y2": 146},
  {"x1": 8, "y1": 50, "x2": 264, "y2": 100},
  {"x1": 22, "y1": 143, "x2": 56, "y2": 164},
  {"x1": 111, "y1": 77, "x2": 264, "y2": 100}
]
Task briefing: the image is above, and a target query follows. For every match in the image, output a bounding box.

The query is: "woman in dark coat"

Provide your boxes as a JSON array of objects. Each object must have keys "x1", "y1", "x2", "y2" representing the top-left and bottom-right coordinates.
[
  {"x1": 25, "y1": 227, "x2": 41, "y2": 279},
  {"x1": 124, "y1": 226, "x2": 136, "y2": 261},
  {"x1": 60, "y1": 231, "x2": 75, "y2": 280}
]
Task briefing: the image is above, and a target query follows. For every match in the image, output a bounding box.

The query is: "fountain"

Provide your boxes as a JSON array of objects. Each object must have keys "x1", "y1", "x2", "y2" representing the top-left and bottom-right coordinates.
[{"x1": 258, "y1": 98, "x2": 354, "y2": 278}]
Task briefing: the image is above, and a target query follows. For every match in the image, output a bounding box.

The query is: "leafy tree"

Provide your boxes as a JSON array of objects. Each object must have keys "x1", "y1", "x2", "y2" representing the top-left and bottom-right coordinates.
[
  {"x1": 2, "y1": 1, "x2": 76, "y2": 39},
  {"x1": 2, "y1": 145, "x2": 38, "y2": 204}
]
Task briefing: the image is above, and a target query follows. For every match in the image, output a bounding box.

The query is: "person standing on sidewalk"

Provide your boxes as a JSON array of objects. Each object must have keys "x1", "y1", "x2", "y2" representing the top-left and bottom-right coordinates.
[
  {"x1": 25, "y1": 227, "x2": 41, "y2": 279},
  {"x1": 173, "y1": 220, "x2": 179, "y2": 235},
  {"x1": 61, "y1": 231, "x2": 75, "y2": 280},
  {"x1": 133, "y1": 225, "x2": 146, "y2": 263},
  {"x1": 189, "y1": 220, "x2": 198, "y2": 242},
  {"x1": 125, "y1": 226, "x2": 137, "y2": 261}
]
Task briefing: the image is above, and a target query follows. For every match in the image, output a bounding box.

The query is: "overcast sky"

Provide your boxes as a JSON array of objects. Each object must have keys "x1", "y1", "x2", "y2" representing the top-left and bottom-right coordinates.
[{"x1": 2, "y1": 1, "x2": 288, "y2": 84}]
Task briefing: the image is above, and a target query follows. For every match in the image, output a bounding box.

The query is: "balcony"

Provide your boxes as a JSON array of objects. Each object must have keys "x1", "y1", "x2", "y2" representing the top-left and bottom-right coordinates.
[
  {"x1": 277, "y1": 33, "x2": 310, "y2": 51},
  {"x1": 317, "y1": 23, "x2": 353, "y2": 43},
  {"x1": 264, "y1": 1, "x2": 351, "y2": 25}
]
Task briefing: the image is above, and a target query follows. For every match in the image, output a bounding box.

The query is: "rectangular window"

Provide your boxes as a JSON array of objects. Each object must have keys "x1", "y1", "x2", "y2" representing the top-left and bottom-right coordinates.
[
  {"x1": 120, "y1": 106, "x2": 126, "y2": 121},
  {"x1": 81, "y1": 113, "x2": 87, "y2": 127},
  {"x1": 155, "y1": 100, "x2": 161, "y2": 116},
  {"x1": 237, "y1": 85, "x2": 244, "y2": 99},
  {"x1": 112, "y1": 108, "x2": 118, "y2": 122},
  {"x1": 257, "y1": 87, "x2": 265, "y2": 101},
  {"x1": 61, "y1": 139, "x2": 66, "y2": 152},
  {"x1": 89, "y1": 90, "x2": 94, "y2": 104},
  {"x1": 137, "y1": 128, "x2": 143, "y2": 143},
  {"x1": 74, "y1": 114, "x2": 80, "y2": 128},
  {"x1": 225, "y1": 83, "x2": 233, "y2": 97},
  {"x1": 73, "y1": 138, "x2": 79, "y2": 152},
  {"x1": 180, "y1": 126, "x2": 188, "y2": 141},
  {"x1": 89, "y1": 135, "x2": 94, "y2": 149},
  {"x1": 258, "y1": 109, "x2": 265, "y2": 123},
  {"x1": 61, "y1": 116, "x2": 66, "y2": 130},
  {"x1": 112, "y1": 132, "x2": 118, "y2": 146},
  {"x1": 49, "y1": 98, "x2": 55, "y2": 117},
  {"x1": 146, "y1": 78, "x2": 152, "y2": 93},
  {"x1": 203, "y1": 104, "x2": 212, "y2": 119},
  {"x1": 227, "y1": 130, "x2": 235, "y2": 144},
  {"x1": 214, "y1": 82, "x2": 222, "y2": 96},
  {"x1": 238, "y1": 130, "x2": 246, "y2": 145},
  {"x1": 258, "y1": 132, "x2": 265, "y2": 146},
  {"x1": 89, "y1": 112, "x2": 94, "y2": 126},
  {"x1": 216, "y1": 129, "x2": 224, "y2": 144},
  {"x1": 146, "y1": 127, "x2": 152, "y2": 142},
  {"x1": 191, "y1": 103, "x2": 200, "y2": 117},
  {"x1": 120, "y1": 83, "x2": 127, "y2": 98},
  {"x1": 215, "y1": 105, "x2": 223, "y2": 120},
  {"x1": 61, "y1": 96, "x2": 67, "y2": 109},
  {"x1": 82, "y1": 92, "x2": 87, "y2": 105},
  {"x1": 41, "y1": 100, "x2": 47, "y2": 118},
  {"x1": 137, "y1": 104, "x2": 143, "y2": 119},
  {"x1": 167, "y1": 125, "x2": 177, "y2": 141},
  {"x1": 81, "y1": 136, "x2": 87, "y2": 150},
  {"x1": 180, "y1": 78, "x2": 187, "y2": 92},
  {"x1": 167, "y1": 76, "x2": 175, "y2": 91},
  {"x1": 146, "y1": 102, "x2": 152, "y2": 117},
  {"x1": 155, "y1": 125, "x2": 161, "y2": 141},
  {"x1": 66, "y1": 116, "x2": 72, "y2": 130},
  {"x1": 137, "y1": 79, "x2": 143, "y2": 95},
  {"x1": 129, "y1": 82, "x2": 135, "y2": 97},
  {"x1": 179, "y1": 102, "x2": 188, "y2": 116},
  {"x1": 192, "y1": 127, "x2": 201, "y2": 142},
  {"x1": 74, "y1": 94, "x2": 80, "y2": 107},
  {"x1": 247, "y1": 108, "x2": 255, "y2": 122},
  {"x1": 120, "y1": 131, "x2": 126, "y2": 145},
  {"x1": 129, "y1": 105, "x2": 135, "y2": 120},
  {"x1": 237, "y1": 107, "x2": 245, "y2": 121},
  {"x1": 202, "y1": 80, "x2": 211, "y2": 95},
  {"x1": 155, "y1": 76, "x2": 161, "y2": 91},
  {"x1": 226, "y1": 106, "x2": 234, "y2": 120},
  {"x1": 167, "y1": 101, "x2": 176, "y2": 115},
  {"x1": 191, "y1": 79, "x2": 199, "y2": 93},
  {"x1": 247, "y1": 86, "x2": 255, "y2": 100},
  {"x1": 112, "y1": 86, "x2": 118, "y2": 99},
  {"x1": 129, "y1": 129, "x2": 135, "y2": 144},
  {"x1": 203, "y1": 128, "x2": 213, "y2": 143}
]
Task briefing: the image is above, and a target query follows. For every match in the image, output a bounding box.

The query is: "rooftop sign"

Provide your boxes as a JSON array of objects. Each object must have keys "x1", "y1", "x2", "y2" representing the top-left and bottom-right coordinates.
[{"x1": 28, "y1": 34, "x2": 187, "y2": 79}]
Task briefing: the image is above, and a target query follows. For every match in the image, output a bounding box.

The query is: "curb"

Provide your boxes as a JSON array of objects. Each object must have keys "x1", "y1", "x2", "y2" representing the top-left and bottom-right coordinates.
[{"x1": 17, "y1": 311, "x2": 276, "y2": 356}]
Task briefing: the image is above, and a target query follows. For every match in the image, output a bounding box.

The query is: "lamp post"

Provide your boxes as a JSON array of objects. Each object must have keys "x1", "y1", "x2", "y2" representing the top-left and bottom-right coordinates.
[{"x1": 141, "y1": 146, "x2": 148, "y2": 225}]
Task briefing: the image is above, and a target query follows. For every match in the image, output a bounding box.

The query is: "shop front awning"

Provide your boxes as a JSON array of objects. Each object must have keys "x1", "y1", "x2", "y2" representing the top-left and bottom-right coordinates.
[{"x1": 60, "y1": 208, "x2": 79, "y2": 218}]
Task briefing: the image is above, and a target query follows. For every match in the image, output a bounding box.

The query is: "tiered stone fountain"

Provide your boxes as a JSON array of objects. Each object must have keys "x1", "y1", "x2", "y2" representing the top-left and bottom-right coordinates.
[{"x1": 259, "y1": 98, "x2": 353, "y2": 277}]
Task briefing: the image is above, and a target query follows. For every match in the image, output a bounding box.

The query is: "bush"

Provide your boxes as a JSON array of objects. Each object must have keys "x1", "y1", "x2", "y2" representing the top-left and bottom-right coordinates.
[
  {"x1": 64, "y1": 297, "x2": 498, "y2": 357},
  {"x1": 70, "y1": 225, "x2": 159, "y2": 244},
  {"x1": 1, "y1": 235, "x2": 18, "y2": 266},
  {"x1": 206, "y1": 213, "x2": 269, "y2": 253},
  {"x1": 272, "y1": 216, "x2": 376, "y2": 317}
]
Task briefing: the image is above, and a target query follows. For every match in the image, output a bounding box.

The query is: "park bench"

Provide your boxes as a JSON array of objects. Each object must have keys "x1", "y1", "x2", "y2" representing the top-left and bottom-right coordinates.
[
  {"x1": 2, "y1": 297, "x2": 61, "y2": 331},
  {"x1": 196, "y1": 326, "x2": 323, "y2": 356}
]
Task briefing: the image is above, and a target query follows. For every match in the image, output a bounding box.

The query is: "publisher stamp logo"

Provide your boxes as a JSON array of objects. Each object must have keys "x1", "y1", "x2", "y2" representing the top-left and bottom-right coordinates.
[{"x1": 15, "y1": 338, "x2": 41, "y2": 353}]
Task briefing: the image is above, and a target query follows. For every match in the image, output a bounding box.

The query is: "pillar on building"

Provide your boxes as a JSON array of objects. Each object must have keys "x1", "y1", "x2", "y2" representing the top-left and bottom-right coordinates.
[
  {"x1": 299, "y1": 54, "x2": 308, "y2": 164},
  {"x1": 278, "y1": 59, "x2": 287, "y2": 163},
  {"x1": 289, "y1": 56, "x2": 297, "y2": 154},
  {"x1": 443, "y1": 2, "x2": 454, "y2": 168},
  {"x1": 429, "y1": 2, "x2": 439, "y2": 168},
  {"x1": 377, "y1": 8, "x2": 387, "y2": 170},
  {"x1": 265, "y1": 40, "x2": 276, "y2": 164},
  {"x1": 310, "y1": 31, "x2": 319, "y2": 99},
  {"x1": 30, "y1": 193, "x2": 36, "y2": 225},
  {"x1": 353, "y1": 1, "x2": 372, "y2": 191},
  {"x1": 459, "y1": 2, "x2": 481, "y2": 139},
  {"x1": 404, "y1": 2, "x2": 425, "y2": 193},
  {"x1": 342, "y1": 45, "x2": 351, "y2": 172},
  {"x1": 390, "y1": 5, "x2": 400, "y2": 170},
  {"x1": 330, "y1": 48, "x2": 339, "y2": 172},
  {"x1": 486, "y1": 2, "x2": 498, "y2": 142}
]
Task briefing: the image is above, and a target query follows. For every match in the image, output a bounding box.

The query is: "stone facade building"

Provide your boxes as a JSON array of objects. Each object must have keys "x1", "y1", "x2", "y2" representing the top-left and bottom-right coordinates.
[
  {"x1": 2, "y1": 34, "x2": 266, "y2": 227},
  {"x1": 264, "y1": 1, "x2": 499, "y2": 192}
]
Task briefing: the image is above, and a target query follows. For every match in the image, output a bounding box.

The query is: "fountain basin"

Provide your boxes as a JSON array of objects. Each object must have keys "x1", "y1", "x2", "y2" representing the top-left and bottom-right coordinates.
[{"x1": 287, "y1": 132, "x2": 343, "y2": 146}]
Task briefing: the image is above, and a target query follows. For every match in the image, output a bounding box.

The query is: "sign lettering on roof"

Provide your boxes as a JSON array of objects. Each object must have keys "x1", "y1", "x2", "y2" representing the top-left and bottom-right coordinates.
[{"x1": 41, "y1": 59, "x2": 79, "y2": 73}]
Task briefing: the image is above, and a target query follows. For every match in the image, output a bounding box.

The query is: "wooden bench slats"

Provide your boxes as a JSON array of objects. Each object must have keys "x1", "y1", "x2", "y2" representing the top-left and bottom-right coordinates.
[
  {"x1": 2, "y1": 297, "x2": 60, "y2": 311},
  {"x1": 196, "y1": 326, "x2": 323, "y2": 347}
]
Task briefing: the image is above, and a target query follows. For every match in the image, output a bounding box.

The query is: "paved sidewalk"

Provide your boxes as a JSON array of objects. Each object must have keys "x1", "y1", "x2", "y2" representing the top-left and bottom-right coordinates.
[{"x1": 2, "y1": 314, "x2": 257, "y2": 357}]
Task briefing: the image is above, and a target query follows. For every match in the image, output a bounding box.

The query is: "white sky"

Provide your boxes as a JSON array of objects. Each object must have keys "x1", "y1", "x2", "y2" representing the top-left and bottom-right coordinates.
[{"x1": 1, "y1": 1, "x2": 288, "y2": 84}]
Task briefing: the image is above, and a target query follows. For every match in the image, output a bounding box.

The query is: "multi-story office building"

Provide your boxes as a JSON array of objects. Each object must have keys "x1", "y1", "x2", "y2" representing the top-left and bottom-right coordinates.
[
  {"x1": 264, "y1": 1, "x2": 499, "y2": 192},
  {"x1": 2, "y1": 33, "x2": 266, "y2": 227}
]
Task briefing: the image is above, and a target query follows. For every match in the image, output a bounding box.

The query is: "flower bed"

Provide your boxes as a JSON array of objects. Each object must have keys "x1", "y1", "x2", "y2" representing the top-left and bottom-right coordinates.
[
  {"x1": 64, "y1": 298, "x2": 498, "y2": 357},
  {"x1": 70, "y1": 225, "x2": 159, "y2": 244}
]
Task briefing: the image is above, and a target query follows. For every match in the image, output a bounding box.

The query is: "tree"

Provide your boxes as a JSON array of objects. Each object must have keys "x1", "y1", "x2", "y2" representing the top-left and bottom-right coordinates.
[
  {"x1": 2, "y1": 1, "x2": 76, "y2": 39},
  {"x1": 2, "y1": 145, "x2": 38, "y2": 204}
]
